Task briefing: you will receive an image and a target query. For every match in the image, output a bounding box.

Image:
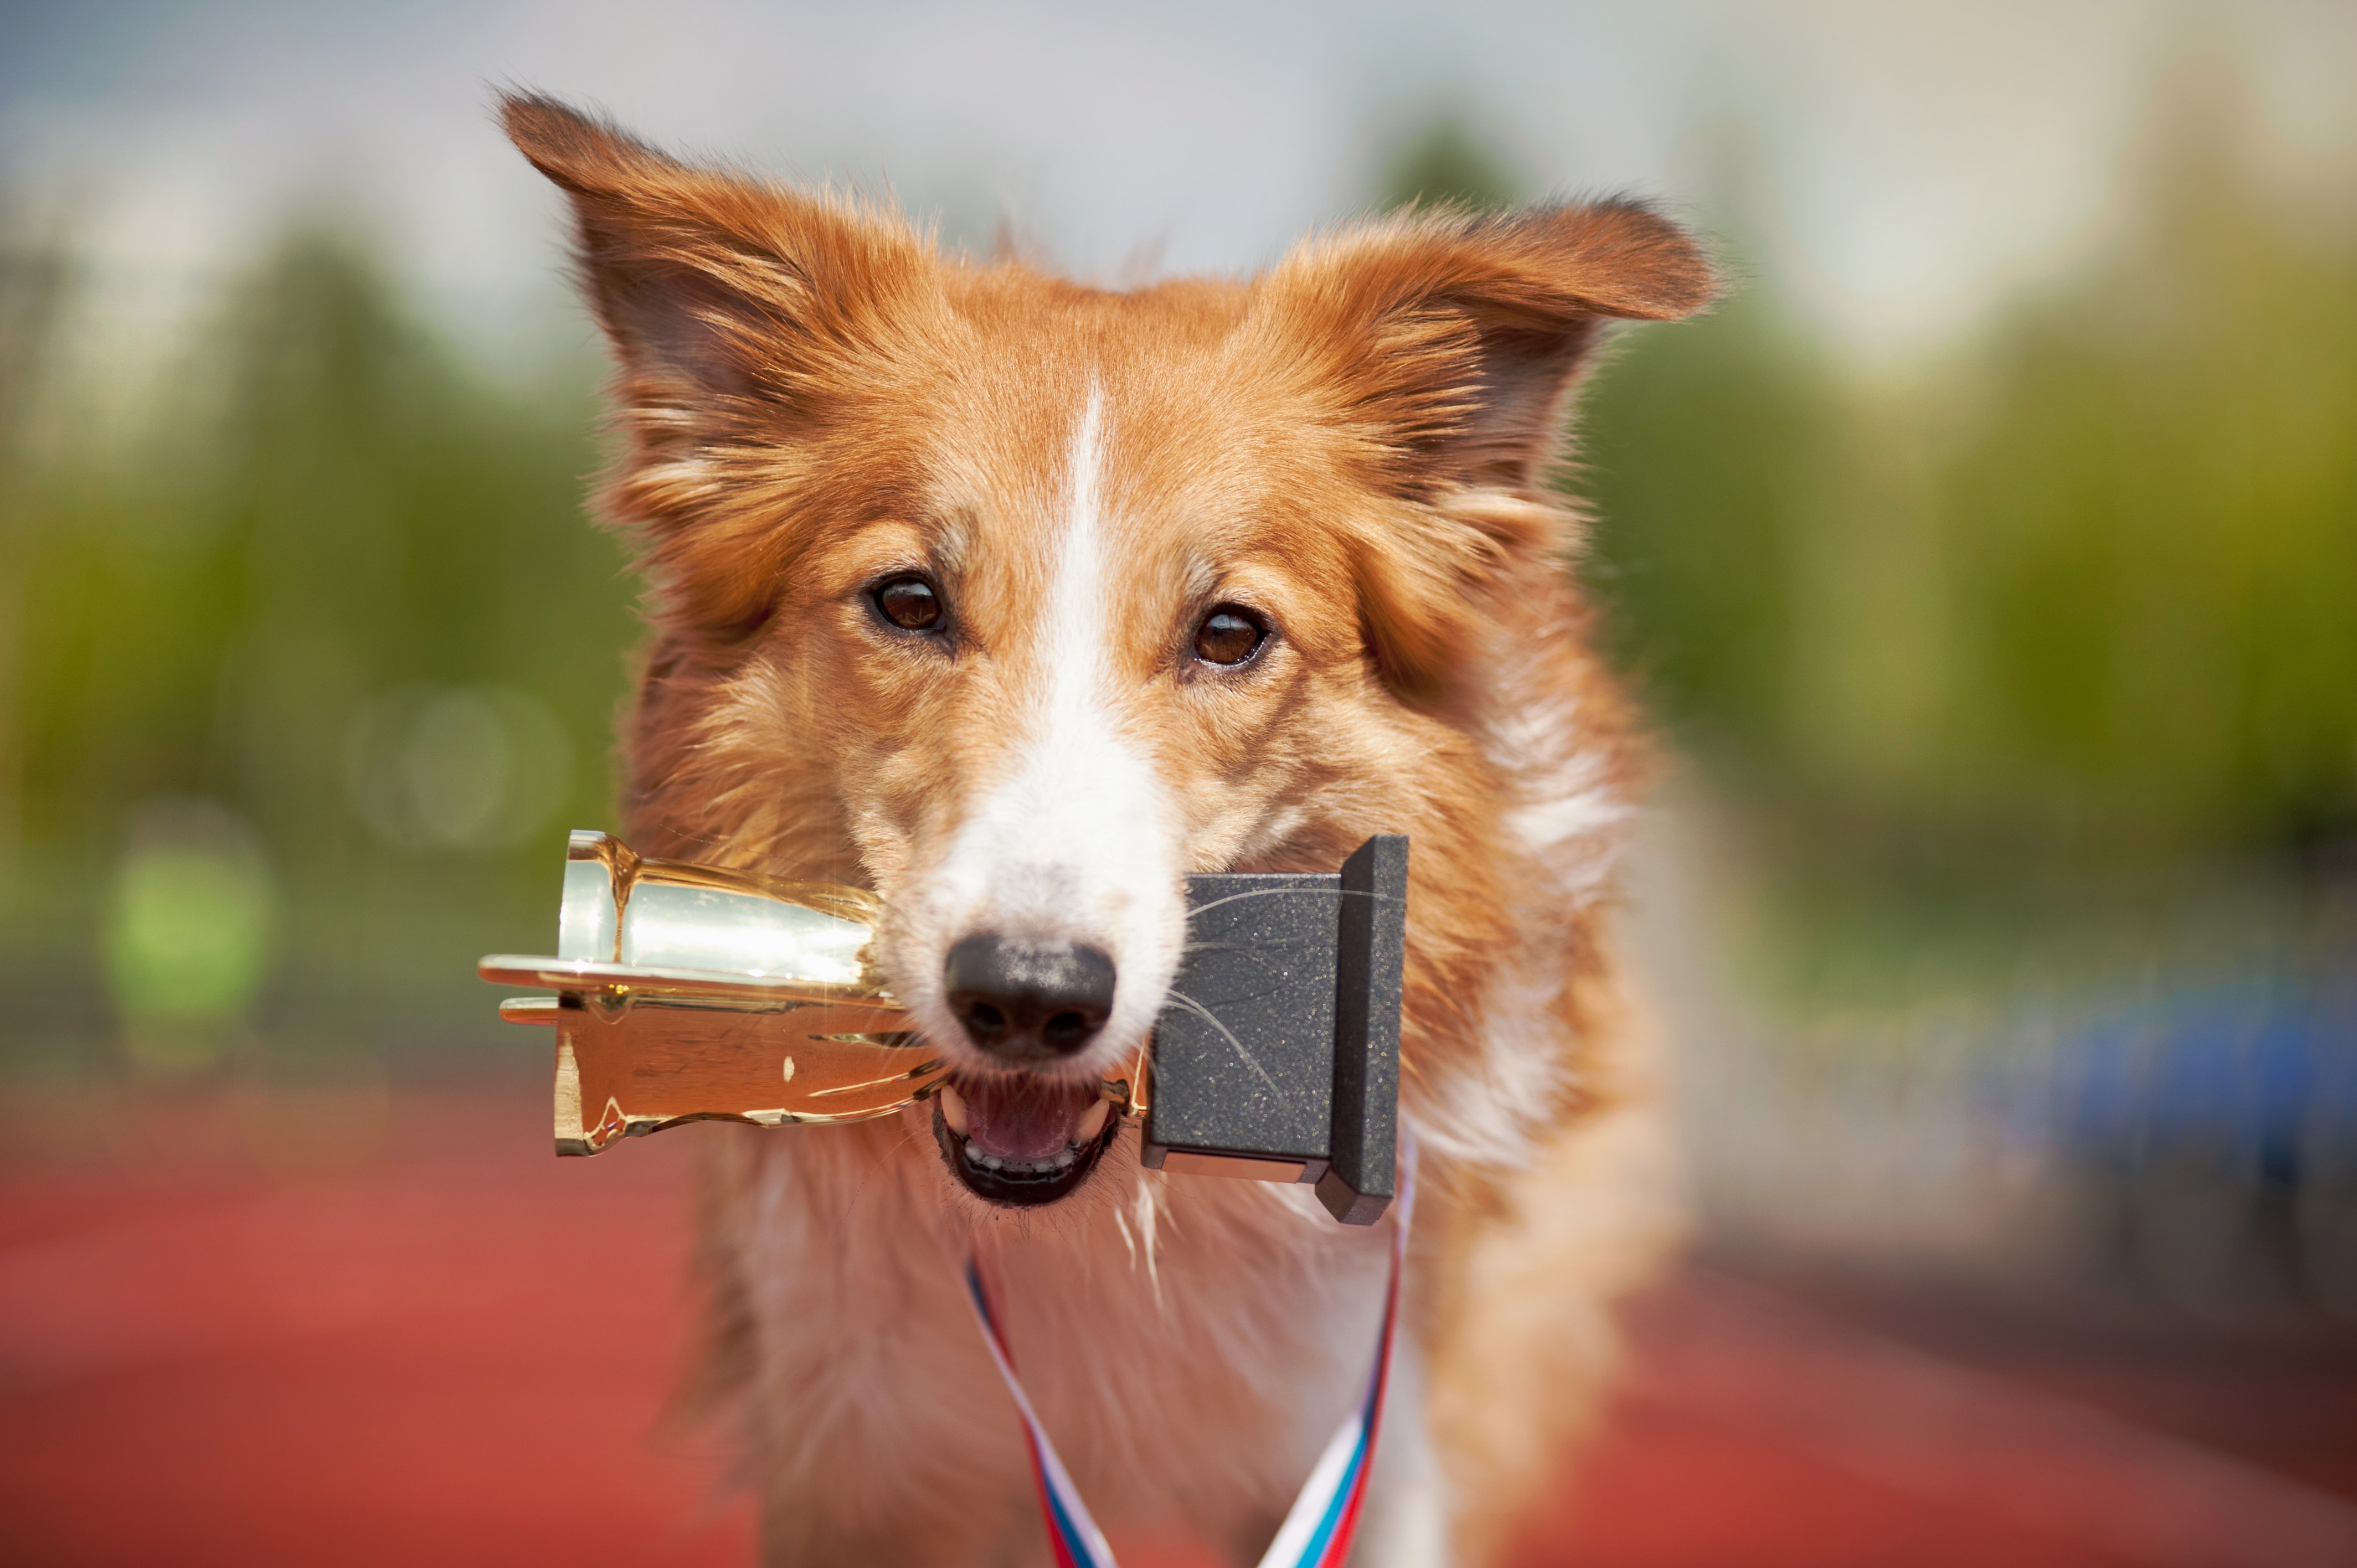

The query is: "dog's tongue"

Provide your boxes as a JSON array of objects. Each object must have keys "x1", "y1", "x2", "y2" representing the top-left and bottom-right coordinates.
[{"x1": 962, "y1": 1076, "x2": 1095, "y2": 1162}]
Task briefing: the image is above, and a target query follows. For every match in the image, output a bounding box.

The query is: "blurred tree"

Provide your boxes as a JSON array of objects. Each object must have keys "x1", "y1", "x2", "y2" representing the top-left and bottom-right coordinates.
[
  {"x1": 1935, "y1": 83, "x2": 2357, "y2": 860},
  {"x1": 3, "y1": 229, "x2": 630, "y2": 1048},
  {"x1": 1562, "y1": 77, "x2": 2356, "y2": 875},
  {"x1": 1576, "y1": 292, "x2": 1839, "y2": 779},
  {"x1": 1376, "y1": 115, "x2": 1521, "y2": 213},
  {"x1": 0, "y1": 223, "x2": 74, "y2": 872}
]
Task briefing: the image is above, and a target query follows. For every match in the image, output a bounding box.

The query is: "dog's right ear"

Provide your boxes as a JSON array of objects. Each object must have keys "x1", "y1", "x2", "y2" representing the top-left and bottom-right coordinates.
[
  {"x1": 501, "y1": 94, "x2": 928, "y2": 410},
  {"x1": 500, "y1": 94, "x2": 935, "y2": 628}
]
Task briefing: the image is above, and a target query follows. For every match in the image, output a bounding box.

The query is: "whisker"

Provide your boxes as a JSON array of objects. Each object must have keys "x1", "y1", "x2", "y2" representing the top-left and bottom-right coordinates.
[
  {"x1": 1111, "y1": 1205, "x2": 1138, "y2": 1273},
  {"x1": 1165, "y1": 988, "x2": 1280, "y2": 1094},
  {"x1": 1175, "y1": 937, "x2": 1321, "y2": 958},
  {"x1": 1182, "y1": 886, "x2": 1400, "y2": 920}
]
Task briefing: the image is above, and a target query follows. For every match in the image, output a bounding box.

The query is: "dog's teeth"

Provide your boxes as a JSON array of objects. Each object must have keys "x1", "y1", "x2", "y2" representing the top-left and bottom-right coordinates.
[
  {"x1": 938, "y1": 1082, "x2": 970, "y2": 1134},
  {"x1": 1074, "y1": 1098, "x2": 1110, "y2": 1143}
]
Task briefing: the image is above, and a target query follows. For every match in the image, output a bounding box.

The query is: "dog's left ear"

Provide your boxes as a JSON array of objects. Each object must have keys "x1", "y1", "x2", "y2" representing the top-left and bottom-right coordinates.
[
  {"x1": 1251, "y1": 202, "x2": 1713, "y2": 705},
  {"x1": 1258, "y1": 199, "x2": 1715, "y2": 497}
]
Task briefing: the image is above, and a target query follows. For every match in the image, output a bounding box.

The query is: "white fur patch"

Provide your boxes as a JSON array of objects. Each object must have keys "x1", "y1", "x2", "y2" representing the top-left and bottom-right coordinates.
[
  {"x1": 920, "y1": 386, "x2": 1187, "y2": 1075},
  {"x1": 1411, "y1": 967, "x2": 1574, "y2": 1172},
  {"x1": 1415, "y1": 657, "x2": 1633, "y2": 1172},
  {"x1": 1489, "y1": 705, "x2": 1626, "y2": 875}
]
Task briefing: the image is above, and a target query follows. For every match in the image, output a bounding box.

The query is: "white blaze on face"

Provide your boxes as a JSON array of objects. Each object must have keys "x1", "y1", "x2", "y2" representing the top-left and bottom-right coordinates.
[{"x1": 926, "y1": 386, "x2": 1186, "y2": 1070}]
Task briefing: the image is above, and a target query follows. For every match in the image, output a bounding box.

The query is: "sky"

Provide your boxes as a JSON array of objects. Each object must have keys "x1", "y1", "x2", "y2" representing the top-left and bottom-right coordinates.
[{"x1": 3, "y1": 0, "x2": 2354, "y2": 368}]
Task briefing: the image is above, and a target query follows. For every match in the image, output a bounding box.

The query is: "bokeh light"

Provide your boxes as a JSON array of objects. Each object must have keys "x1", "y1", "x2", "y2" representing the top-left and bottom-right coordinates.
[{"x1": 104, "y1": 796, "x2": 277, "y2": 1065}]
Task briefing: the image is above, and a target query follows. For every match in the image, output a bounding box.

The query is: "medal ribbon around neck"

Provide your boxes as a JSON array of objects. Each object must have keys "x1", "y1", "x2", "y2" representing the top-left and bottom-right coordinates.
[{"x1": 963, "y1": 1135, "x2": 1419, "y2": 1568}]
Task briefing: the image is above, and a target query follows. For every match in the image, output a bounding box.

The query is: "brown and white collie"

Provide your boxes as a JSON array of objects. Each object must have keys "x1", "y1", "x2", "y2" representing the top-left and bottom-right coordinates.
[{"x1": 502, "y1": 94, "x2": 1713, "y2": 1566}]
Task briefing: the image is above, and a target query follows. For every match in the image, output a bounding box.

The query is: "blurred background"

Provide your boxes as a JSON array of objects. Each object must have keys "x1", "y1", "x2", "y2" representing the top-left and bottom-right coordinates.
[{"x1": 2, "y1": 2, "x2": 2354, "y2": 1564}]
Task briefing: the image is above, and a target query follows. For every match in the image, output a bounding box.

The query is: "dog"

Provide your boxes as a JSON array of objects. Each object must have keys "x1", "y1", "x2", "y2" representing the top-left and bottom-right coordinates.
[{"x1": 501, "y1": 93, "x2": 1712, "y2": 1566}]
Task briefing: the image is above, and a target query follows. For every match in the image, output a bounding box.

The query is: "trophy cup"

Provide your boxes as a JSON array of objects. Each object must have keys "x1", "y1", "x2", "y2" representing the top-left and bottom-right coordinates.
[{"x1": 481, "y1": 831, "x2": 1405, "y2": 1224}]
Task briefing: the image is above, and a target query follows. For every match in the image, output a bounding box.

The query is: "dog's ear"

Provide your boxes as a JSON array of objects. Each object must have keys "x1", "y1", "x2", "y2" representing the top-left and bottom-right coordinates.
[
  {"x1": 500, "y1": 93, "x2": 935, "y2": 632},
  {"x1": 1252, "y1": 201, "x2": 1713, "y2": 706},
  {"x1": 501, "y1": 93, "x2": 928, "y2": 412},
  {"x1": 1259, "y1": 200, "x2": 1715, "y2": 497}
]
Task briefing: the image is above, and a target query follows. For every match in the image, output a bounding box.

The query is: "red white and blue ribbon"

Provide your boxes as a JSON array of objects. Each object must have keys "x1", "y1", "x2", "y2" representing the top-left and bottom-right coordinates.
[
  {"x1": 964, "y1": 1137, "x2": 1419, "y2": 1568},
  {"x1": 962, "y1": 1260, "x2": 1120, "y2": 1568}
]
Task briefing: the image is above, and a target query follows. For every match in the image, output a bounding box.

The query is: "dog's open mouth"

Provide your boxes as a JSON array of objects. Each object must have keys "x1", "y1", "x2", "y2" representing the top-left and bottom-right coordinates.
[{"x1": 932, "y1": 1075, "x2": 1119, "y2": 1206}]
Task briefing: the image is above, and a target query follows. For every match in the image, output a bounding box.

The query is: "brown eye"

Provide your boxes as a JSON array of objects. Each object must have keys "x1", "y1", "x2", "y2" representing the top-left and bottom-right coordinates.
[
  {"x1": 873, "y1": 574, "x2": 943, "y2": 632},
  {"x1": 1192, "y1": 605, "x2": 1268, "y2": 667}
]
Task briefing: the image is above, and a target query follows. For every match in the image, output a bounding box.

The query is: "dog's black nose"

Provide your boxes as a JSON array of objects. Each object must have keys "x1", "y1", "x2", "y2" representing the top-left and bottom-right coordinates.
[{"x1": 944, "y1": 936, "x2": 1116, "y2": 1061}]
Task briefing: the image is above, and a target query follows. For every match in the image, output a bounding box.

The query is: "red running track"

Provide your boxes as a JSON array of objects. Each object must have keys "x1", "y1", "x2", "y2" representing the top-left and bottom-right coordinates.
[{"x1": 2, "y1": 1082, "x2": 2353, "y2": 1567}]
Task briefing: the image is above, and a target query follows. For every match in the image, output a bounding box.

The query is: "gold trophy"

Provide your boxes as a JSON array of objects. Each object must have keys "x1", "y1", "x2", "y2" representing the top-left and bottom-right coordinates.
[
  {"x1": 482, "y1": 829, "x2": 1405, "y2": 1225},
  {"x1": 481, "y1": 831, "x2": 1028, "y2": 1153}
]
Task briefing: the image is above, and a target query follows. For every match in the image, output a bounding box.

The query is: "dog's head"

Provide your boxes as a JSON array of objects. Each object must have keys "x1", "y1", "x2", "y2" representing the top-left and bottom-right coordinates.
[{"x1": 504, "y1": 95, "x2": 1710, "y2": 1211}]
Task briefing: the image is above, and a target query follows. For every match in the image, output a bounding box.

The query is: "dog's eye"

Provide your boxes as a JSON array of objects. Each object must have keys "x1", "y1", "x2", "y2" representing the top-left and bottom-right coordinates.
[
  {"x1": 1192, "y1": 605, "x2": 1268, "y2": 667},
  {"x1": 873, "y1": 574, "x2": 944, "y2": 632}
]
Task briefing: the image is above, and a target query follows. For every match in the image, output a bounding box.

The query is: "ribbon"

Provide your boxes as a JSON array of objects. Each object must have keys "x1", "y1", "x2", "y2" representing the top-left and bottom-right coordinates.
[{"x1": 964, "y1": 1138, "x2": 1418, "y2": 1568}]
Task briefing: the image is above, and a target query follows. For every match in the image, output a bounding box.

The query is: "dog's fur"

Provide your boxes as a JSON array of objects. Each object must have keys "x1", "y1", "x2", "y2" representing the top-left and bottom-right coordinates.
[{"x1": 503, "y1": 94, "x2": 1713, "y2": 1566}]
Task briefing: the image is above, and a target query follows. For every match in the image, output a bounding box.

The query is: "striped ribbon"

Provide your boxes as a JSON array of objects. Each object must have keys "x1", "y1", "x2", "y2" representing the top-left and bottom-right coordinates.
[{"x1": 963, "y1": 1138, "x2": 1418, "y2": 1568}]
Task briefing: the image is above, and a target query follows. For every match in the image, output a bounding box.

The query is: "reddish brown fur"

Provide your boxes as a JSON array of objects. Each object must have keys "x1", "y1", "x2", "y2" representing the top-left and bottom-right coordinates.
[{"x1": 505, "y1": 93, "x2": 1712, "y2": 1565}]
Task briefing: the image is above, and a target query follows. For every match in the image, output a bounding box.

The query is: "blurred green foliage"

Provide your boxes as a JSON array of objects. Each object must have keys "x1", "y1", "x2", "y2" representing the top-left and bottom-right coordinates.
[
  {"x1": 1579, "y1": 293, "x2": 1843, "y2": 779},
  {"x1": 1938, "y1": 141, "x2": 2357, "y2": 855},
  {"x1": 1579, "y1": 100, "x2": 2357, "y2": 885},
  {"x1": 107, "y1": 831, "x2": 275, "y2": 1029},
  {"x1": 1377, "y1": 116, "x2": 1521, "y2": 214},
  {"x1": 1, "y1": 76, "x2": 2350, "y2": 1064},
  {"x1": 1, "y1": 231, "x2": 632, "y2": 1060}
]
